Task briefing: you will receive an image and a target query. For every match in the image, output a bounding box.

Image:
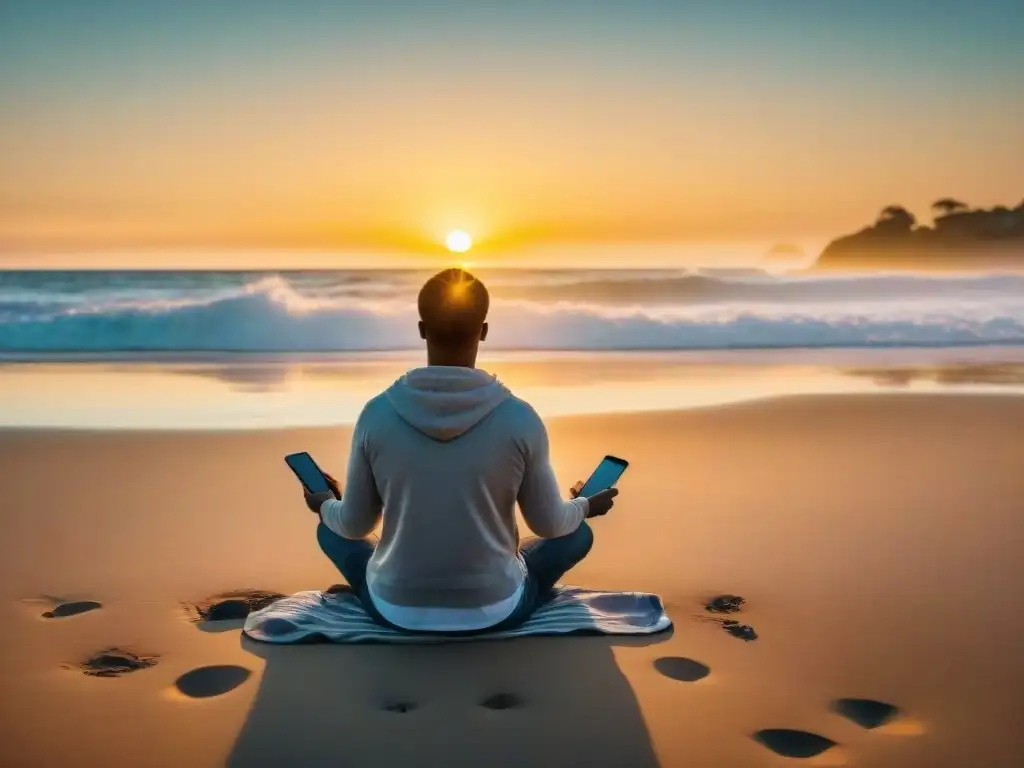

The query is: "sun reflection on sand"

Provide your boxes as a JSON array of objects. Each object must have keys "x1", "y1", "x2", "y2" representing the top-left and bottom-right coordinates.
[{"x1": 2, "y1": 349, "x2": 1023, "y2": 430}]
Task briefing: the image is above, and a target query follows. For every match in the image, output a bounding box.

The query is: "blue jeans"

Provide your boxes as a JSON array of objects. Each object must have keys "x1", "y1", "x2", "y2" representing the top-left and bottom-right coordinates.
[{"x1": 316, "y1": 520, "x2": 594, "y2": 635}]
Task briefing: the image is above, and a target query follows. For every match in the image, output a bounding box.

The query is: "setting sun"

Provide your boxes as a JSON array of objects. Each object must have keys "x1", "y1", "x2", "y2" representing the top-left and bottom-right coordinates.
[{"x1": 445, "y1": 230, "x2": 472, "y2": 253}]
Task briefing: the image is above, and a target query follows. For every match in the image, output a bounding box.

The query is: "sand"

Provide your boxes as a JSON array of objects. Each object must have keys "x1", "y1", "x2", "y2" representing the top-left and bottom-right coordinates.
[{"x1": 1, "y1": 394, "x2": 1023, "y2": 767}]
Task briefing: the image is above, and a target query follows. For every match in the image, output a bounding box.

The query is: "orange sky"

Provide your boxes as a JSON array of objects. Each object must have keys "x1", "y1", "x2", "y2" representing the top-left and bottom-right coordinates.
[{"x1": 2, "y1": 3, "x2": 1022, "y2": 268}]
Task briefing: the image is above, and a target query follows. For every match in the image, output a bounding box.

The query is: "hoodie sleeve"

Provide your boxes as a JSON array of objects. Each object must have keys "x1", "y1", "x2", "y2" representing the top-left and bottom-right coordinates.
[
  {"x1": 319, "y1": 412, "x2": 382, "y2": 540},
  {"x1": 517, "y1": 409, "x2": 589, "y2": 539}
]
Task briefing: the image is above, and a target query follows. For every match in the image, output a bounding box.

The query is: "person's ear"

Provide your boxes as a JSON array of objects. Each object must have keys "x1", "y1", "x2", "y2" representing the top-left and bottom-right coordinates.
[
  {"x1": 418, "y1": 321, "x2": 427, "y2": 340},
  {"x1": 480, "y1": 322, "x2": 489, "y2": 342}
]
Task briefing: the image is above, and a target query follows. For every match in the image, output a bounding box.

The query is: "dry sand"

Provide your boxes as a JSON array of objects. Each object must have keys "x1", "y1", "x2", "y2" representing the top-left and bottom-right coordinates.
[{"x1": 1, "y1": 394, "x2": 1023, "y2": 767}]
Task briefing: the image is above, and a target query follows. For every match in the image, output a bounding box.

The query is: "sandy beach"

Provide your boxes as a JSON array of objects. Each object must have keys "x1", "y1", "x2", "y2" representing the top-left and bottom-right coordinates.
[
  {"x1": 5, "y1": 1, "x2": 1023, "y2": 764},
  {"x1": 2, "y1": 393, "x2": 1023, "y2": 767}
]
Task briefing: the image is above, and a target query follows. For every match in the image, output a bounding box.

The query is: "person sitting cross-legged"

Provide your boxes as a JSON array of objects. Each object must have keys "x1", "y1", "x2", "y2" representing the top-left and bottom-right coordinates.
[{"x1": 304, "y1": 268, "x2": 618, "y2": 634}]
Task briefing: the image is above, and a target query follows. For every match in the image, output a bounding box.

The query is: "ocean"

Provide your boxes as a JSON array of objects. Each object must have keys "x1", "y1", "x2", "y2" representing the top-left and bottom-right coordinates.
[
  {"x1": 2, "y1": 268, "x2": 1023, "y2": 429},
  {"x1": 2, "y1": 268, "x2": 1024, "y2": 356}
]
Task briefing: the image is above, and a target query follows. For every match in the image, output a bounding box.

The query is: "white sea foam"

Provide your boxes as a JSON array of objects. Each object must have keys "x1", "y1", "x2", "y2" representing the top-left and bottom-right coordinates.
[{"x1": 1, "y1": 269, "x2": 1022, "y2": 354}]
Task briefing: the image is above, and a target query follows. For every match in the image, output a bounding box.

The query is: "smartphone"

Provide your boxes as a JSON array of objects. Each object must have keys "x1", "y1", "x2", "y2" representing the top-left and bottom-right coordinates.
[
  {"x1": 284, "y1": 451, "x2": 333, "y2": 494},
  {"x1": 578, "y1": 455, "x2": 629, "y2": 497}
]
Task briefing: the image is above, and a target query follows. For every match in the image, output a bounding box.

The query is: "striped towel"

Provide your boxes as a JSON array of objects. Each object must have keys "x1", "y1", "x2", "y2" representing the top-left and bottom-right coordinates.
[{"x1": 243, "y1": 586, "x2": 672, "y2": 644}]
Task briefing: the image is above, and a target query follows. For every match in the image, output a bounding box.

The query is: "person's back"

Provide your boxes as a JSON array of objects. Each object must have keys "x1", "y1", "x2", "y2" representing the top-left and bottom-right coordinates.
[{"x1": 305, "y1": 269, "x2": 618, "y2": 634}]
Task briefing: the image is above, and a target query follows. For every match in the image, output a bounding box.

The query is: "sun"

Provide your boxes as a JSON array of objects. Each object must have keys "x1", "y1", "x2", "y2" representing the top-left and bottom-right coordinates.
[{"x1": 445, "y1": 230, "x2": 472, "y2": 253}]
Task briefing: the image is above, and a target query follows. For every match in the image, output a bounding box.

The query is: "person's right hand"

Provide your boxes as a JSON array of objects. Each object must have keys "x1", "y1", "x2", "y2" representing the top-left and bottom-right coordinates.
[
  {"x1": 584, "y1": 487, "x2": 618, "y2": 518},
  {"x1": 323, "y1": 471, "x2": 341, "y2": 499}
]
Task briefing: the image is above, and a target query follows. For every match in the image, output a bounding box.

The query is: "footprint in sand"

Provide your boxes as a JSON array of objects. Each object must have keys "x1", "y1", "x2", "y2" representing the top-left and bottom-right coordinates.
[
  {"x1": 696, "y1": 615, "x2": 758, "y2": 641},
  {"x1": 832, "y1": 698, "x2": 897, "y2": 729},
  {"x1": 69, "y1": 648, "x2": 159, "y2": 677},
  {"x1": 832, "y1": 698, "x2": 925, "y2": 736},
  {"x1": 382, "y1": 701, "x2": 418, "y2": 714},
  {"x1": 480, "y1": 692, "x2": 523, "y2": 710},
  {"x1": 697, "y1": 595, "x2": 758, "y2": 641},
  {"x1": 705, "y1": 594, "x2": 746, "y2": 614},
  {"x1": 186, "y1": 589, "x2": 286, "y2": 623},
  {"x1": 654, "y1": 656, "x2": 711, "y2": 683},
  {"x1": 753, "y1": 729, "x2": 838, "y2": 760},
  {"x1": 174, "y1": 665, "x2": 251, "y2": 698},
  {"x1": 42, "y1": 600, "x2": 103, "y2": 619}
]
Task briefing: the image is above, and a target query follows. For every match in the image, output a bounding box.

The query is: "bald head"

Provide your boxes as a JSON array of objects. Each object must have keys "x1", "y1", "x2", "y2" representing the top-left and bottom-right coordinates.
[{"x1": 417, "y1": 269, "x2": 490, "y2": 354}]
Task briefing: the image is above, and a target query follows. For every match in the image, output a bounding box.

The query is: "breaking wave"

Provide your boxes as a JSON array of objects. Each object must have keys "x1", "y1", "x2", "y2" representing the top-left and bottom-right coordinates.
[{"x1": 2, "y1": 270, "x2": 1023, "y2": 354}]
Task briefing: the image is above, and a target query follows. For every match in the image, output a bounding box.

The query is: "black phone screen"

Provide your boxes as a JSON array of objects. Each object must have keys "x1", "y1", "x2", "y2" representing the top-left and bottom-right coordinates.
[
  {"x1": 284, "y1": 452, "x2": 332, "y2": 494},
  {"x1": 578, "y1": 455, "x2": 629, "y2": 497}
]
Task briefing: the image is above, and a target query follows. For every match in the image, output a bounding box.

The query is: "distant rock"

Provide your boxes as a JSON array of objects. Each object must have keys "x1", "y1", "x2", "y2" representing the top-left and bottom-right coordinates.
[{"x1": 814, "y1": 199, "x2": 1024, "y2": 270}]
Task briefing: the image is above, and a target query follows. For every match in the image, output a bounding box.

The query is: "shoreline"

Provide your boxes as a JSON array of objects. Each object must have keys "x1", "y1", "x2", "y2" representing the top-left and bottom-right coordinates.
[
  {"x1": 0, "y1": 389, "x2": 1022, "y2": 435},
  {"x1": 3, "y1": 352, "x2": 1024, "y2": 432},
  {"x1": 4, "y1": 340, "x2": 1024, "y2": 364}
]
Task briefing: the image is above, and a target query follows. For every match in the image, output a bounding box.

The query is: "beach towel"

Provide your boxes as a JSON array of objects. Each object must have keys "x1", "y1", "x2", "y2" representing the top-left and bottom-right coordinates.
[{"x1": 243, "y1": 586, "x2": 672, "y2": 644}]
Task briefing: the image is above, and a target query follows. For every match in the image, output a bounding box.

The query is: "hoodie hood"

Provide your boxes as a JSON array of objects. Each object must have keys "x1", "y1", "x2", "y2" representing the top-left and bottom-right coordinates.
[{"x1": 384, "y1": 366, "x2": 512, "y2": 442}]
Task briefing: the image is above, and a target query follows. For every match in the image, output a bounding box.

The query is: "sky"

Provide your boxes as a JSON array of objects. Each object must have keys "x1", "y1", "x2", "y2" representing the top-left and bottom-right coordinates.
[{"x1": 1, "y1": 0, "x2": 1022, "y2": 268}]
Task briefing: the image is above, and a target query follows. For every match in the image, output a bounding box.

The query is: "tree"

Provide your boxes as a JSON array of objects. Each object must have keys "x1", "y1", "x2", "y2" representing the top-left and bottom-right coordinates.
[
  {"x1": 877, "y1": 205, "x2": 916, "y2": 231},
  {"x1": 931, "y1": 198, "x2": 969, "y2": 216}
]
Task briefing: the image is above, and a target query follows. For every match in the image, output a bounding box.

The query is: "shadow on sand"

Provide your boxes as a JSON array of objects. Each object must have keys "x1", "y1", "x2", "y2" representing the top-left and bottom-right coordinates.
[{"x1": 228, "y1": 630, "x2": 671, "y2": 768}]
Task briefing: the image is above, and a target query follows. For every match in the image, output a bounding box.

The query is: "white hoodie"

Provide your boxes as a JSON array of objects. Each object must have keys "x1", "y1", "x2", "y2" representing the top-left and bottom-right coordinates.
[{"x1": 319, "y1": 366, "x2": 588, "y2": 630}]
